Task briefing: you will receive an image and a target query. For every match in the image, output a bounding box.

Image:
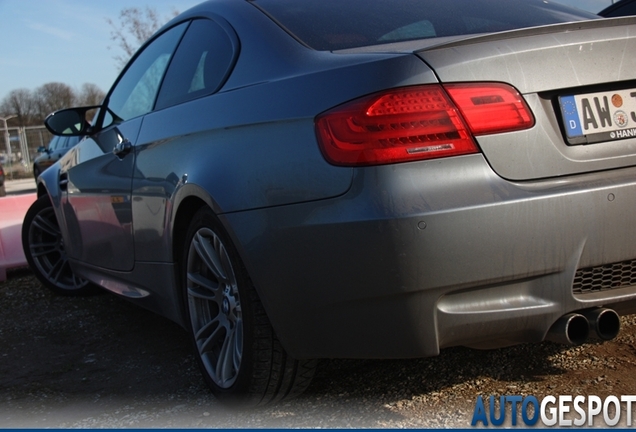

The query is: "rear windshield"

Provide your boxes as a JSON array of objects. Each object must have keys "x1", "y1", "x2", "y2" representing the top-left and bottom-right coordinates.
[{"x1": 251, "y1": 0, "x2": 598, "y2": 51}]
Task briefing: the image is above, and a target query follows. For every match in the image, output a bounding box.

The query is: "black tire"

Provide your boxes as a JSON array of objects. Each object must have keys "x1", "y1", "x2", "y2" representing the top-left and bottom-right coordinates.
[
  {"x1": 182, "y1": 207, "x2": 316, "y2": 406},
  {"x1": 22, "y1": 194, "x2": 94, "y2": 295},
  {"x1": 0, "y1": 184, "x2": 5, "y2": 197},
  {"x1": 33, "y1": 166, "x2": 40, "y2": 181}
]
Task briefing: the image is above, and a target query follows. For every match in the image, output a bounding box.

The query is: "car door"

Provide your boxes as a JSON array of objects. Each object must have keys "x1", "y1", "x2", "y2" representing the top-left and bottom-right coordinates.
[
  {"x1": 59, "y1": 22, "x2": 188, "y2": 271},
  {"x1": 131, "y1": 18, "x2": 239, "y2": 262}
]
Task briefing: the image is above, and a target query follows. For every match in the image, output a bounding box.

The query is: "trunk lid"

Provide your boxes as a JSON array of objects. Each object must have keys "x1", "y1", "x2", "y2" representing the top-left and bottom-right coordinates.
[{"x1": 417, "y1": 17, "x2": 636, "y2": 180}]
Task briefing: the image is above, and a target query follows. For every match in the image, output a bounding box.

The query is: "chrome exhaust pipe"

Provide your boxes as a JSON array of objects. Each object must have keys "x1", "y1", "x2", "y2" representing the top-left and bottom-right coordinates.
[
  {"x1": 546, "y1": 313, "x2": 589, "y2": 345},
  {"x1": 582, "y1": 308, "x2": 621, "y2": 341}
]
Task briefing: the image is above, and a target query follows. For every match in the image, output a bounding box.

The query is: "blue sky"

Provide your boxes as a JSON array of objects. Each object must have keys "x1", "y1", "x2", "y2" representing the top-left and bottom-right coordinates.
[
  {"x1": 0, "y1": 0, "x2": 615, "y2": 103},
  {"x1": 0, "y1": 0, "x2": 198, "y2": 102}
]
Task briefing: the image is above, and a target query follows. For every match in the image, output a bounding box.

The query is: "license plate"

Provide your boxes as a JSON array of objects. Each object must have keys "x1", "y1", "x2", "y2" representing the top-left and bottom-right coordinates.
[{"x1": 559, "y1": 88, "x2": 636, "y2": 145}]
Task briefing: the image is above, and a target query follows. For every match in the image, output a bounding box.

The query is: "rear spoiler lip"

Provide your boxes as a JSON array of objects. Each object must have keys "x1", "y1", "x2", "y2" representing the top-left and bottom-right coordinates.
[
  {"x1": 334, "y1": 16, "x2": 636, "y2": 55},
  {"x1": 417, "y1": 16, "x2": 636, "y2": 53}
]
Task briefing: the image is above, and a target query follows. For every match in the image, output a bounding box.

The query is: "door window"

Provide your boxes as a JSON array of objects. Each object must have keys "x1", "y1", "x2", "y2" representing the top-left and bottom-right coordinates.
[{"x1": 105, "y1": 22, "x2": 188, "y2": 123}]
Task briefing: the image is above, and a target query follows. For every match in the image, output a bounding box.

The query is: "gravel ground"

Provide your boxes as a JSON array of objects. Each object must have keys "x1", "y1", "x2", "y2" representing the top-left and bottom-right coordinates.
[{"x1": 2, "y1": 267, "x2": 636, "y2": 428}]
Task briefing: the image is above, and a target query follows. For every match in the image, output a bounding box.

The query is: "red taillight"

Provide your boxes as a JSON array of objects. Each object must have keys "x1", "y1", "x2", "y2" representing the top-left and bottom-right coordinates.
[
  {"x1": 443, "y1": 83, "x2": 534, "y2": 135},
  {"x1": 316, "y1": 83, "x2": 534, "y2": 167}
]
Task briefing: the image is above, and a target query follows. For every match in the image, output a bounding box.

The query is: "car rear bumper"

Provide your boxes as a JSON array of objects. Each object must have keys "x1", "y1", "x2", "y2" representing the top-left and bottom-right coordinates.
[{"x1": 226, "y1": 154, "x2": 636, "y2": 359}]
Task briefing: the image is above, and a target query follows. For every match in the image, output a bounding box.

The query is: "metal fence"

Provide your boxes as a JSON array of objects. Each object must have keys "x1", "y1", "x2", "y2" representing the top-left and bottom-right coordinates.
[{"x1": 1, "y1": 126, "x2": 53, "y2": 179}]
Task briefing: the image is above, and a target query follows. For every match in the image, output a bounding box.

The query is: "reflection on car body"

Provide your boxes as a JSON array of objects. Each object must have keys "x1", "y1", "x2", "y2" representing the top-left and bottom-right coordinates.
[
  {"x1": 33, "y1": 135, "x2": 81, "y2": 179},
  {"x1": 599, "y1": 0, "x2": 636, "y2": 17},
  {"x1": 20, "y1": 0, "x2": 636, "y2": 405}
]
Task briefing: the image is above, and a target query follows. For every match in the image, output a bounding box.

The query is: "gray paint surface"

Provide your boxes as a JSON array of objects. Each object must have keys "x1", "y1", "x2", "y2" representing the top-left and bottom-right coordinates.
[{"x1": 35, "y1": 0, "x2": 636, "y2": 359}]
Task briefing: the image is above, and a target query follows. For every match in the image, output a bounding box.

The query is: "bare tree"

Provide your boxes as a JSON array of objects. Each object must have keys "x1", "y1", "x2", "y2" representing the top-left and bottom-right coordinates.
[
  {"x1": 107, "y1": 6, "x2": 179, "y2": 70},
  {"x1": 0, "y1": 82, "x2": 106, "y2": 127},
  {"x1": 0, "y1": 88, "x2": 38, "y2": 126},
  {"x1": 34, "y1": 82, "x2": 76, "y2": 121},
  {"x1": 77, "y1": 83, "x2": 106, "y2": 107}
]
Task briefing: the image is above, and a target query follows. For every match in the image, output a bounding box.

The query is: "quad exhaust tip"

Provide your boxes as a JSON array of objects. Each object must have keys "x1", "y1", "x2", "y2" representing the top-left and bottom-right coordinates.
[
  {"x1": 546, "y1": 308, "x2": 621, "y2": 346},
  {"x1": 546, "y1": 313, "x2": 589, "y2": 346},
  {"x1": 582, "y1": 307, "x2": 621, "y2": 341}
]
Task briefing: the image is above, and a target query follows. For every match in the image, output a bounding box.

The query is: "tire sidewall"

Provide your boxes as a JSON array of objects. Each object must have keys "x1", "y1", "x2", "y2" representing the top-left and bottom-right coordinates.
[{"x1": 21, "y1": 195, "x2": 53, "y2": 274}]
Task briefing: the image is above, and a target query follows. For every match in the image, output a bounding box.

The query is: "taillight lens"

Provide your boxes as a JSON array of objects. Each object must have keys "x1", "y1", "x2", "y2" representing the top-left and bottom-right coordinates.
[
  {"x1": 444, "y1": 83, "x2": 534, "y2": 135},
  {"x1": 316, "y1": 83, "x2": 534, "y2": 167}
]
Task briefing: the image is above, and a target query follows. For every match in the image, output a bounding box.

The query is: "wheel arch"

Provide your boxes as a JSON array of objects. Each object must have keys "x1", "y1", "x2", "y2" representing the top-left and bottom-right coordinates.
[
  {"x1": 36, "y1": 182, "x2": 48, "y2": 198},
  {"x1": 169, "y1": 188, "x2": 278, "y2": 346},
  {"x1": 172, "y1": 195, "x2": 208, "y2": 266},
  {"x1": 171, "y1": 195, "x2": 208, "y2": 322},
  {"x1": 171, "y1": 183, "x2": 253, "y2": 268}
]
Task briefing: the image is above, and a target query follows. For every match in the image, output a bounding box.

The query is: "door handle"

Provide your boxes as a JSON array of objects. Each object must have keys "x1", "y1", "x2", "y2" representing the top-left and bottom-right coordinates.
[{"x1": 113, "y1": 138, "x2": 132, "y2": 159}]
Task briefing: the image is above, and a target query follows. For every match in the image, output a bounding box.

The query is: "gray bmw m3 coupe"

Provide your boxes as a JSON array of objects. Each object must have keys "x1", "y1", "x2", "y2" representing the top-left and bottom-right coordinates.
[{"x1": 21, "y1": 0, "x2": 636, "y2": 404}]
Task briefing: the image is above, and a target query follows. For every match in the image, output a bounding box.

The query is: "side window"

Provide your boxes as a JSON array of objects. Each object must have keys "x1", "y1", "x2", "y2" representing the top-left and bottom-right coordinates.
[
  {"x1": 57, "y1": 137, "x2": 70, "y2": 150},
  {"x1": 64, "y1": 136, "x2": 79, "y2": 148},
  {"x1": 47, "y1": 136, "x2": 60, "y2": 151},
  {"x1": 105, "y1": 22, "x2": 188, "y2": 123},
  {"x1": 155, "y1": 19, "x2": 237, "y2": 110}
]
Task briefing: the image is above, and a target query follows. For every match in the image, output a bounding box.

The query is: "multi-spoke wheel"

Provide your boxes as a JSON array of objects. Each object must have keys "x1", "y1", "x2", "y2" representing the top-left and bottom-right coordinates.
[
  {"x1": 22, "y1": 195, "x2": 93, "y2": 295},
  {"x1": 183, "y1": 207, "x2": 316, "y2": 405},
  {"x1": 187, "y1": 225, "x2": 244, "y2": 389}
]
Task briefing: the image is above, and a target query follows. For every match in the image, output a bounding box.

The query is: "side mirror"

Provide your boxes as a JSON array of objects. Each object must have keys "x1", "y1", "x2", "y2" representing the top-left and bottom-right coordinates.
[
  {"x1": 44, "y1": 106, "x2": 100, "y2": 137},
  {"x1": 37, "y1": 146, "x2": 47, "y2": 153}
]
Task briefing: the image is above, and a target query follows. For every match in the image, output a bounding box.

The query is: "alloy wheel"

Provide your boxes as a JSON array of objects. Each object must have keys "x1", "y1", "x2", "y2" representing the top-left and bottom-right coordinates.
[
  {"x1": 27, "y1": 203, "x2": 89, "y2": 291},
  {"x1": 186, "y1": 227, "x2": 243, "y2": 389}
]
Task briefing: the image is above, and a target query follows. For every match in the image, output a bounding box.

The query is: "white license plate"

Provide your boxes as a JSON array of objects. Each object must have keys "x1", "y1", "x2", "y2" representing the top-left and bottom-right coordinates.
[{"x1": 559, "y1": 88, "x2": 636, "y2": 145}]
